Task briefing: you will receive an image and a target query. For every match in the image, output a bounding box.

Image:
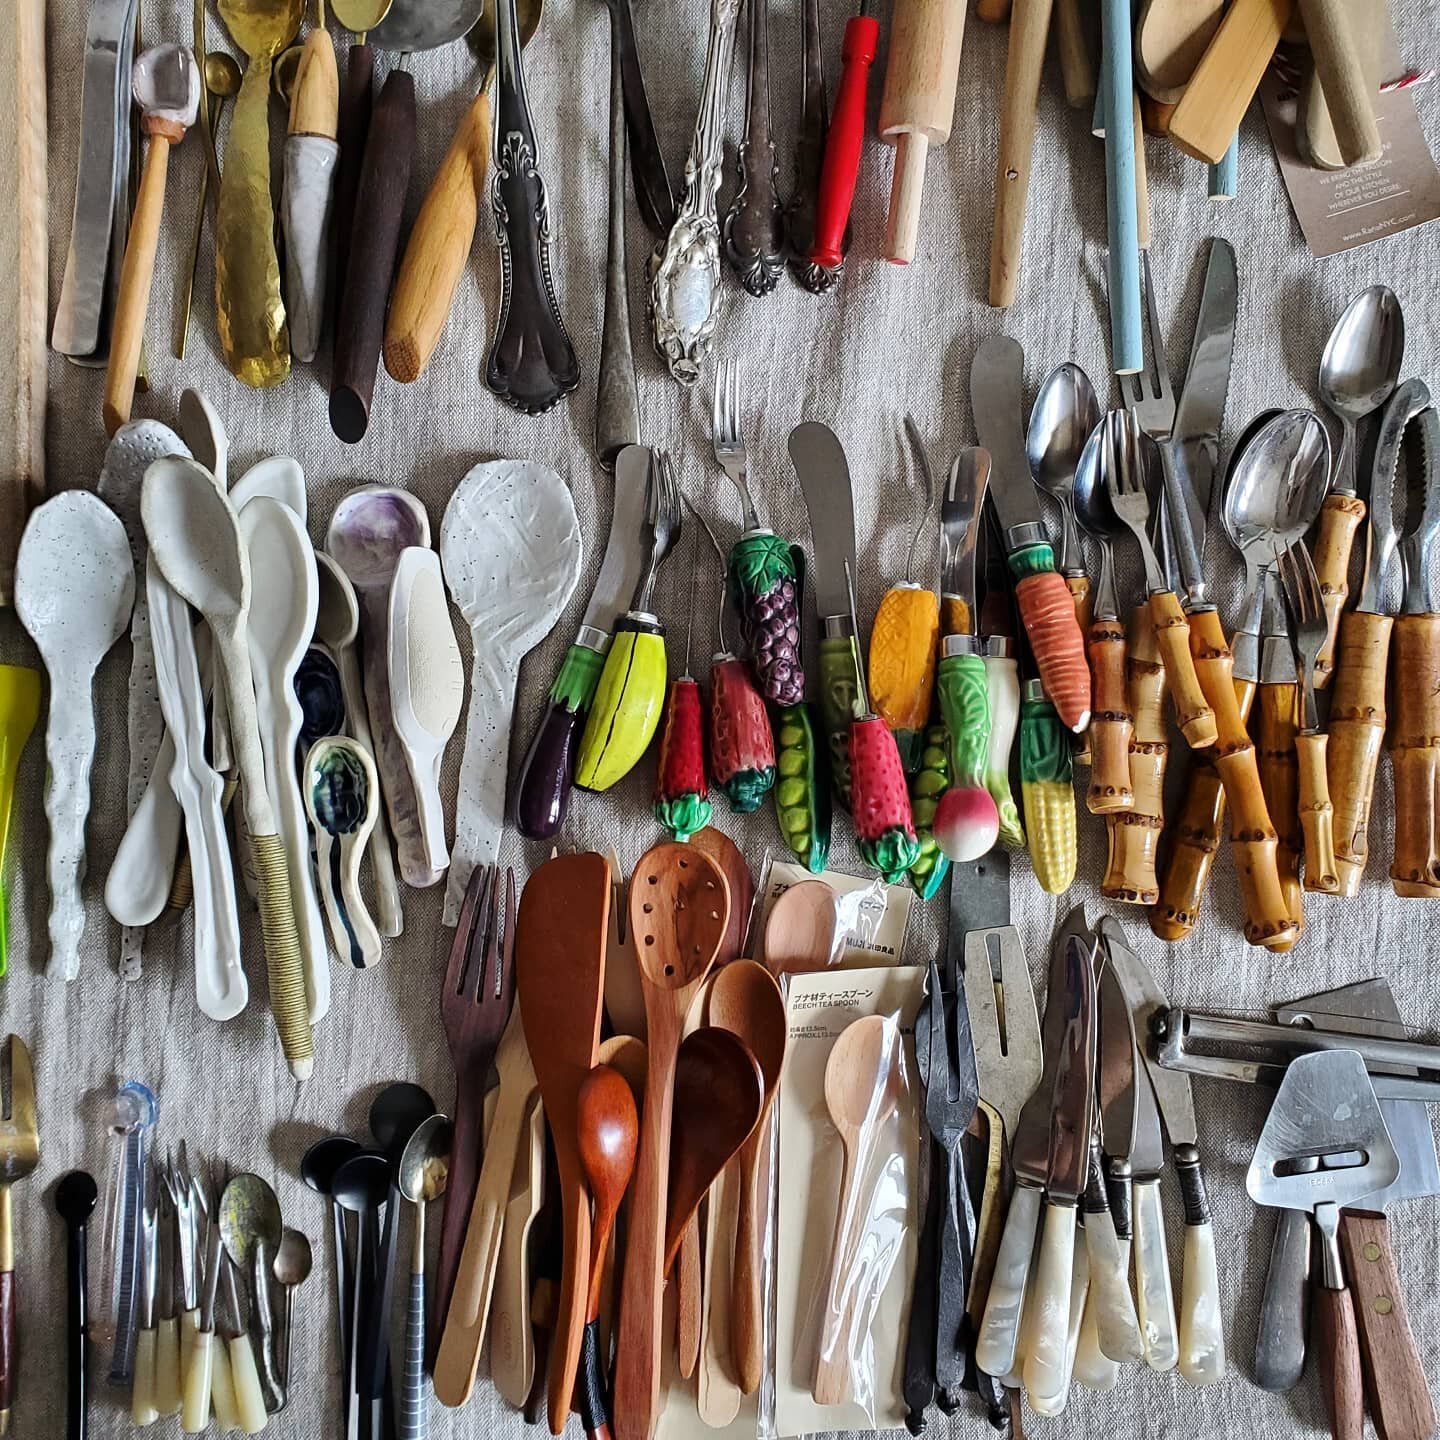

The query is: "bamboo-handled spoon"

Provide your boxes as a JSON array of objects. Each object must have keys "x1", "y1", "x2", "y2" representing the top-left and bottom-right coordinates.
[
  {"x1": 142, "y1": 460, "x2": 311, "y2": 1079},
  {"x1": 104, "y1": 45, "x2": 201, "y2": 434}
]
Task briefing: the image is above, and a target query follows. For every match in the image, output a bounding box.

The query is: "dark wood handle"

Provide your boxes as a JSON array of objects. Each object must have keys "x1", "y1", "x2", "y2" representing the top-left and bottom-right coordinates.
[
  {"x1": 1339, "y1": 1211, "x2": 1437, "y2": 1440},
  {"x1": 330, "y1": 68, "x2": 416, "y2": 444},
  {"x1": 331, "y1": 43, "x2": 374, "y2": 308},
  {"x1": 1314, "y1": 1283, "x2": 1366, "y2": 1440}
]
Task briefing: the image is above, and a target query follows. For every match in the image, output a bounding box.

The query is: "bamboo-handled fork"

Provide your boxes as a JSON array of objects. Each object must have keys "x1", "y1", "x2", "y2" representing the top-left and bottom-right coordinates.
[{"x1": 0, "y1": 1036, "x2": 38, "y2": 1431}]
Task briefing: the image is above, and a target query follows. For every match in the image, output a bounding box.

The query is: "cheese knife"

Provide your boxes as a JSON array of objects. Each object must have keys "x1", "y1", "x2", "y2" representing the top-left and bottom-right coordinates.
[
  {"x1": 970, "y1": 337, "x2": 1092, "y2": 733},
  {"x1": 513, "y1": 446, "x2": 649, "y2": 838}
]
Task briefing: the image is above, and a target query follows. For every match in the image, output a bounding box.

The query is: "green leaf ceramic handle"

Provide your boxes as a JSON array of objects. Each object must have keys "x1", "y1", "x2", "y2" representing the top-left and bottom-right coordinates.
[{"x1": 937, "y1": 650, "x2": 990, "y2": 789}]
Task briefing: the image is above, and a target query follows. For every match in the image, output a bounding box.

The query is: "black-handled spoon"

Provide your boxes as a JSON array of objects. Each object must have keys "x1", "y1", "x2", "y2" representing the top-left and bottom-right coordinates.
[{"x1": 56, "y1": 1171, "x2": 98, "y2": 1440}]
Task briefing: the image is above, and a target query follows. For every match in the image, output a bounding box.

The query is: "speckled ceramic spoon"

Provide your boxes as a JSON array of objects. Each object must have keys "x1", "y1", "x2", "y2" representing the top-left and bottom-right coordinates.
[
  {"x1": 14, "y1": 493, "x2": 135, "y2": 981},
  {"x1": 439, "y1": 460, "x2": 581, "y2": 924},
  {"x1": 325, "y1": 487, "x2": 437, "y2": 890},
  {"x1": 303, "y1": 735, "x2": 382, "y2": 968}
]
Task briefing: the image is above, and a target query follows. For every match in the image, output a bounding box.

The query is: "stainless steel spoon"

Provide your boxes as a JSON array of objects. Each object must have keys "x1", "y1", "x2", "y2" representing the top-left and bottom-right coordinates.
[
  {"x1": 1224, "y1": 412, "x2": 1333, "y2": 569},
  {"x1": 396, "y1": 1113, "x2": 451, "y2": 1440},
  {"x1": 1072, "y1": 419, "x2": 1123, "y2": 626},
  {"x1": 1318, "y1": 286, "x2": 1404, "y2": 499},
  {"x1": 1027, "y1": 361, "x2": 1101, "y2": 582},
  {"x1": 271, "y1": 1227, "x2": 312, "y2": 1392}
]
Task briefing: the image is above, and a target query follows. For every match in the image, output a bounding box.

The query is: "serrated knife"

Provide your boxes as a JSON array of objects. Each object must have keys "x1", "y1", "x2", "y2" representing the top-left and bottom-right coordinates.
[
  {"x1": 513, "y1": 445, "x2": 649, "y2": 838},
  {"x1": 970, "y1": 337, "x2": 1092, "y2": 733}
]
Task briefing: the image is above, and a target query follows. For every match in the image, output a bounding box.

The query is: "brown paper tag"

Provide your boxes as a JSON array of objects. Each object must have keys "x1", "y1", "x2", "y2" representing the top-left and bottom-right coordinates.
[{"x1": 1260, "y1": 38, "x2": 1440, "y2": 257}]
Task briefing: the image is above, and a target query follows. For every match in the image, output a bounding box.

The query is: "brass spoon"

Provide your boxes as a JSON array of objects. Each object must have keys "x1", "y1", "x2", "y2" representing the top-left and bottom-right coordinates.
[
  {"x1": 382, "y1": 0, "x2": 543, "y2": 383},
  {"x1": 214, "y1": 0, "x2": 304, "y2": 386},
  {"x1": 176, "y1": 53, "x2": 242, "y2": 360}
]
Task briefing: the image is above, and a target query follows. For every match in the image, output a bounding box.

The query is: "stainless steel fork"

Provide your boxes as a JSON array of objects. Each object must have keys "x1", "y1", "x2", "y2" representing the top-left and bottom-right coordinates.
[
  {"x1": 711, "y1": 357, "x2": 763, "y2": 531},
  {"x1": 1278, "y1": 544, "x2": 1340, "y2": 895}
]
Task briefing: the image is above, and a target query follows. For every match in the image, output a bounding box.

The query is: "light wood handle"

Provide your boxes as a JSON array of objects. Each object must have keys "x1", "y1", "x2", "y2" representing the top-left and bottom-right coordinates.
[
  {"x1": 988, "y1": 0, "x2": 1057, "y2": 306},
  {"x1": 1311, "y1": 492, "x2": 1365, "y2": 689},
  {"x1": 676, "y1": 1217, "x2": 702, "y2": 1379},
  {"x1": 103, "y1": 134, "x2": 174, "y2": 436},
  {"x1": 384, "y1": 88, "x2": 491, "y2": 385},
  {"x1": 1150, "y1": 593, "x2": 1216, "y2": 747},
  {"x1": 1070, "y1": 576, "x2": 1095, "y2": 763},
  {"x1": 1297, "y1": 733, "x2": 1340, "y2": 892},
  {"x1": 1054, "y1": 0, "x2": 1095, "y2": 107},
  {"x1": 1256, "y1": 683, "x2": 1304, "y2": 948},
  {"x1": 1296, "y1": 0, "x2": 1381, "y2": 166},
  {"x1": 1328, "y1": 610, "x2": 1393, "y2": 895},
  {"x1": 1388, "y1": 613, "x2": 1440, "y2": 895},
  {"x1": 1315, "y1": 1284, "x2": 1366, "y2": 1440},
  {"x1": 1339, "y1": 1211, "x2": 1438, "y2": 1440},
  {"x1": 1087, "y1": 614, "x2": 1133, "y2": 813},
  {"x1": 1189, "y1": 610, "x2": 1295, "y2": 948},
  {"x1": 1104, "y1": 606, "x2": 1167, "y2": 905},
  {"x1": 1169, "y1": 0, "x2": 1293, "y2": 164},
  {"x1": 732, "y1": 1131, "x2": 766, "y2": 1395},
  {"x1": 1142, "y1": 94, "x2": 1177, "y2": 134},
  {"x1": 1132, "y1": 90, "x2": 1150, "y2": 249},
  {"x1": 289, "y1": 26, "x2": 339, "y2": 138},
  {"x1": 1150, "y1": 677, "x2": 1254, "y2": 941}
]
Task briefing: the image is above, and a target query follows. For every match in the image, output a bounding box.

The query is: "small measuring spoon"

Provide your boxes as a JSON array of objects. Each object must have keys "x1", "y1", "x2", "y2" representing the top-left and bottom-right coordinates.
[
  {"x1": 304, "y1": 736, "x2": 383, "y2": 969},
  {"x1": 326, "y1": 488, "x2": 435, "y2": 890},
  {"x1": 14, "y1": 492, "x2": 135, "y2": 981}
]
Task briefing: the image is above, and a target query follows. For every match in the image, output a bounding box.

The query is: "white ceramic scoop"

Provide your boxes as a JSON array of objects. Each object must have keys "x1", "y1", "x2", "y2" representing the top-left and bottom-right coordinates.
[
  {"x1": 14, "y1": 493, "x2": 135, "y2": 981},
  {"x1": 303, "y1": 736, "x2": 382, "y2": 969},
  {"x1": 386, "y1": 546, "x2": 464, "y2": 876},
  {"x1": 230, "y1": 456, "x2": 307, "y2": 519}
]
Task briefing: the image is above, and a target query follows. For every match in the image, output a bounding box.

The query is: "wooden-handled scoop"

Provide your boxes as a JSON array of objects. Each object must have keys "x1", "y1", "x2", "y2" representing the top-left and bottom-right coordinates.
[
  {"x1": 877, "y1": 0, "x2": 968, "y2": 264},
  {"x1": 612, "y1": 843, "x2": 730, "y2": 1440},
  {"x1": 514, "y1": 852, "x2": 611, "y2": 1433}
]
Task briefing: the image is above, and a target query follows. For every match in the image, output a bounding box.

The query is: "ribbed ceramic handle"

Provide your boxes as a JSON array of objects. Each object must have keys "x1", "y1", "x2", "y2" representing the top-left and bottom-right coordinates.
[
  {"x1": 975, "y1": 1183, "x2": 1043, "y2": 1379},
  {"x1": 937, "y1": 651, "x2": 990, "y2": 788},
  {"x1": 1388, "y1": 613, "x2": 1440, "y2": 896},
  {"x1": 1329, "y1": 610, "x2": 1393, "y2": 895},
  {"x1": 1087, "y1": 613, "x2": 1132, "y2": 813},
  {"x1": 1311, "y1": 492, "x2": 1364, "y2": 688},
  {"x1": 1015, "y1": 569, "x2": 1091, "y2": 732},
  {"x1": 1150, "y1": 592, "x2": 1215, "y2": 747},
  {"x1": 385, "y1": 90, "x2": 491, "y2": 384},
  {"x1": 1133, "y1": 1180, "x2": 1178, "y2": 1372}
]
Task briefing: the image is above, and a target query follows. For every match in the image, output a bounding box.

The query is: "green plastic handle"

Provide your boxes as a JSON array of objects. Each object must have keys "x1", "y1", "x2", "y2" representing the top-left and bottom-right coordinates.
[
  {"x1": 818, "y1": 634, "x2": 861, "y2": 809},
  {"x1": 937, "y1": 652, "x2": 991, "y2": 792}
]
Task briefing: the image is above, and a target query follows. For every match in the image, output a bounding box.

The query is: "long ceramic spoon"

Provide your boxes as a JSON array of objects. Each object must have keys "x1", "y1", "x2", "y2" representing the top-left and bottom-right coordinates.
[
  {"x1": 325, "y1": 487, "x2": 435, "y2": 890},
  {"x1": 315, "y1": 551, "x2": 402, "y2": 935},
  {"x1": 15, "y1": 493, "x2": 135, "y2": 982},
  {"x1": 439, "y1": 460, "x2": 581, "y2": 924},
  {"x1": 142, "y1": 458, "x2": 312, "y2": 1080},
  {"x1": 97, "y1": 419, "x2": 192, "y2": 979},
  {"x1": 387, "y1": 546, "x2": 464, "y2": 876},
  {"x1": 147, "y1": 554, "x2": 246, "y2": 1019},
  {"x1": 303, "y1": 736, "x2": 382, "y2": 969},
  {"x1": 230, "y1": 455, "x2": 307, "y2": 519},
  {"x1": 239, "y1": 496, "x2": 328, "y2": 1023}
]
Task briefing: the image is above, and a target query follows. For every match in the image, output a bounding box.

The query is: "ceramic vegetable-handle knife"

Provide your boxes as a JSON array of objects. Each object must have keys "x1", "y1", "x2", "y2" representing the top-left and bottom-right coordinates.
[
  {"x1": 513, "y1": 447, "x2": 649, "y2": 839},
  {"x1": 971, "y1": 337, "x2": 1091, "y2": 733}
]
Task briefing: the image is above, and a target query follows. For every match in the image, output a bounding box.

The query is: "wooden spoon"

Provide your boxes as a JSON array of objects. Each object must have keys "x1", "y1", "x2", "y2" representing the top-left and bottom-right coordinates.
[
  {"x1": 594, "y1": 1035, "x2": 646, "y2": 1358},
  {"x1": 762, "y1": 880, "x2": 841, "y2": 975},
  {"x1": 613, "y1": 843, "x2": 730, "y2": 1440},
  {"x1": 575, "y1": 1065, "x2": 639, "y2": 1440},
  {"x1": 1135, "y1": 0, "x2": 1225, "y2": 102},
  {"x1": 813, "y1": 1015, "x2": 903, "y2": 1407},
  {"x1": 688, "y1": 827, "x2": 753, "y2": 963},
  {"x1": 708, "y1": 961, "x2": 788, "y2": 1394},
  {"x1": 603, "y1": 849, "x2": 647, "y2": 1039},
  {"x1": 514, "y1": 853, "x2": 610, "y2": 1434}
]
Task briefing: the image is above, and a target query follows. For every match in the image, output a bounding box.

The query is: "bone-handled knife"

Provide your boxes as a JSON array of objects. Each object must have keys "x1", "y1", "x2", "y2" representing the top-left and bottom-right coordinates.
[
  {"x1": 1021, "y1": 918, "x2": 1097, "y2": 1411},
  {"x1": 1098, "y1": 915, "x2": 1209, "y2": 1381}
]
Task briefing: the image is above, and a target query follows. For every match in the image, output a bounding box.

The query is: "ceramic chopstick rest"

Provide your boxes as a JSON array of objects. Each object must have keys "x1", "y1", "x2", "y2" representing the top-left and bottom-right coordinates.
[
  {"x1": 238, "y1": 497, "x2": 329, "y2": 1023},
  {"x1": 303, "y1": 736, "x2": 382, "y2": 968},
  {"x1": 386, "y1": 547, "x2": 464, "y2": 876},
  {"x1": 96, "y1": 420, "x2": 192, "y2": 978},
  {"x1": 439, "y1": 460, "x2": 582, "y2": 924},
  {"x1": 325, "y1": 488, "x2": 439, "y2": 890},
  {"x1": 147, "y1": 555, "x2": 247, "y2": 1019},
  {"x1": 15, "y1": 493, "x2": 136, "y2": 981}
]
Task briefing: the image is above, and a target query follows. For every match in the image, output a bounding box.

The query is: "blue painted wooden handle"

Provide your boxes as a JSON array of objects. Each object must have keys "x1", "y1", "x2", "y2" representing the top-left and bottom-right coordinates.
[
  {"x1": 1209, "y1": 136, "x2": 1238, "y2": 200},
  {"x1": 1101, "y1": 0, "x2": 1142, "y2": 375}
]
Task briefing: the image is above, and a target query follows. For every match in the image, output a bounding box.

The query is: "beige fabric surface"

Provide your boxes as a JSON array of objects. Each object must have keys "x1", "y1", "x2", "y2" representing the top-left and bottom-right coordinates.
[{"x1": 4, "y1": 0, "x2": 1440, "y2": 1434}]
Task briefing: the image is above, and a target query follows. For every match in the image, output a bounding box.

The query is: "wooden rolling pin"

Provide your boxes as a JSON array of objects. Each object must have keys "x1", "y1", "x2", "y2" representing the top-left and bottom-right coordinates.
[
  {"x1": 1103, "y1": 606, "x2": 1167, "y2": 905},
  {"x1": 1296, "y1": 0, "x2": 1380, "y2": 167},
  {"x1": 1388, "y1": 616, "x2": 1440, "y2": 895},
  {"x1": 878, "y1": 0, "x2": 968, "y2": 264},
  {"x1": 1169, "y1": 0, "x2": 1293, "y2": 165},
  {"x1": 988, "y1": 0, "x2": 1056, "y2": 306},
  {"x1": 1254, "y1": 682, "x2": 1302, "y2": 950}
]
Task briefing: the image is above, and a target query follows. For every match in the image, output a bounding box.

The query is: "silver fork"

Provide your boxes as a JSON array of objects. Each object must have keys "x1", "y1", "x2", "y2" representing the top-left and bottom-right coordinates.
[
  {"x1": 711, "y1": 357, "x2": 763, "y2": 531},
  {"x1": 1277, "y1": 543, "x2": 1340, "y2": 894},
  {"x1": 634, "y1": 451, "x2": 682, "y2": 614}
]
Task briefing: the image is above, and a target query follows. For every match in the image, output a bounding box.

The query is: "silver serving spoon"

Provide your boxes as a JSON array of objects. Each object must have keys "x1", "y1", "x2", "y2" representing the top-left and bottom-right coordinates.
[
  {"x1": 1027, "y1": 362, "x2": 1101, "y2": 584},
  {"x1": 1318, "y1": 287, "x2": 1404, "y2": 499},
  {"x1": 1072, "y1": 420, "x2": 1124, "y2": 631}
]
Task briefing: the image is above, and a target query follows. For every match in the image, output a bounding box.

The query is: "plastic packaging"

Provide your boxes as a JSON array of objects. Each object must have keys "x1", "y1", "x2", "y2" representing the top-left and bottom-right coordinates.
[{"x1": 754, "y1": 854, "x2": 913, "y2": 969}]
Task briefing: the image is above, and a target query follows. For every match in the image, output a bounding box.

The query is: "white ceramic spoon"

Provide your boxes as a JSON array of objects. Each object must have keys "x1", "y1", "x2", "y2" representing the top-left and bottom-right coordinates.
[
  {"x1": 97, "y1": 420, "x2": 192, "y2": 975},
  {"x1": 147, "y1": 555, "x2": 247, "y2": 1019},
  {"x1": 142, "y1": 458, "x2": 313, "y2": 1082},
  {"x1": 325, "y1": 488, "x2": 437, "y2": 890},
  {"x1": 302, "y1": 736, "x2": 382, "y2": 969},
  {"x1": 14, "y1": 493, "x2": 135, "y2": 981},
  {"x1": 387, "y1": 547, "x2": 464, "y2": 876},
  {"x1": 315, "y1": 552, "x2": 402, "y2": 936},
  {"x1": 439, "y1": 460, "x2": 581, "y2": 924},
  {"x1": 230, "y1": 455, "x2": 306, "y2": 519},
  {"x1": 238, "y1": 497, "x2": 328, "y2": 1025}
]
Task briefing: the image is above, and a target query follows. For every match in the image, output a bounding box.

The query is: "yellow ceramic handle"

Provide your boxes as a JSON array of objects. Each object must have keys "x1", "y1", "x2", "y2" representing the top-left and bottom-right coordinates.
[{"x1": 575, "y1": 623, "x2": 668, "y2": 792}]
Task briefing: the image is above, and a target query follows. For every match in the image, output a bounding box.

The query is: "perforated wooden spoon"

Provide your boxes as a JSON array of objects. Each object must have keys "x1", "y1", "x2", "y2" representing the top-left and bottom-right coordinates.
[{"x1": 613, "y1": 843, "x2": 730, "y2": 1440}]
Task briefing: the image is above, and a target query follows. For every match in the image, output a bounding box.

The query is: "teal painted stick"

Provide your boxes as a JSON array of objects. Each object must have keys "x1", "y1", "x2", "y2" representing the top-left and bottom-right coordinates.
[
  {"x1": 1101, "y1": 0, "x2": 1141, "y2": 375},
  {"x1": 1209, "y1": 136, "x2": 1238, "y2": 200}
]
